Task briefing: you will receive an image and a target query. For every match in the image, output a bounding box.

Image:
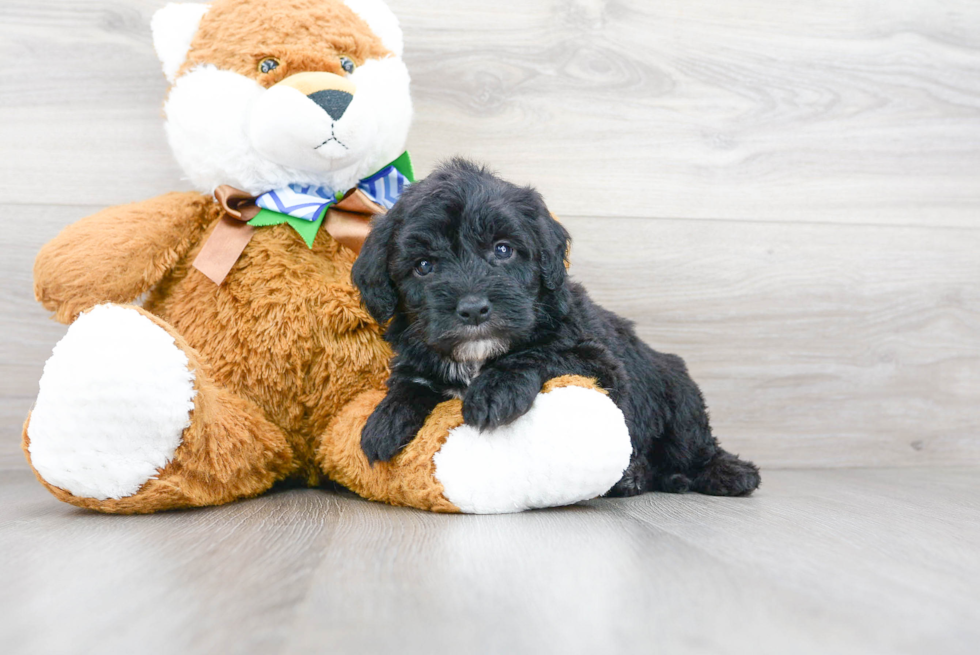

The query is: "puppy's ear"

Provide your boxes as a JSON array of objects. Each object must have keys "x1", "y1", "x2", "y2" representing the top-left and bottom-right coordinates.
[
  {"x1": 537, "y1": 209, "x2": 571, "y2": 291},
  {"x1": 352, "y1": 214, "x2": 399, "y2": 324}
]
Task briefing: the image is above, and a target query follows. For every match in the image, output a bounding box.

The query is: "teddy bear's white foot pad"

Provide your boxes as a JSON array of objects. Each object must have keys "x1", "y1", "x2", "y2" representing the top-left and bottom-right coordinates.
[
  {"x1": 28, "y1": 305, "x2": 197, "y2": 500},
  {"x1": 433, "y1": 386, "x2": 633, "y2": 514}
]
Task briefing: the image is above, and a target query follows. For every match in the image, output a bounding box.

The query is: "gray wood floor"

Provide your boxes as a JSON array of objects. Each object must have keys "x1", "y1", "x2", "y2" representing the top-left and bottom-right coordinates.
[{"x1": 2, "y1": 467, "x2": 978, "y2": 655}]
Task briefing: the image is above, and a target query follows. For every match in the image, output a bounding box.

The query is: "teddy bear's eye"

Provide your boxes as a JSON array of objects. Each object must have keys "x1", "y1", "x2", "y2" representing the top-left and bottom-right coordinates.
[
  {"x1": 340, "y1": 56, "x2": 356, "y2": 74},
  {"x1": 258, "y1": 57, "x2": 280, "y2": 74}
]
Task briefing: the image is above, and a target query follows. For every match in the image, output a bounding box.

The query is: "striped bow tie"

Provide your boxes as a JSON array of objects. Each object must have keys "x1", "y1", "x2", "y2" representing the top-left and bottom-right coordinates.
[
  {"x1": 254, "y1": 161, "x2": 410, "y2": 223},
  {"x1": 193, "y1": 152, "x2": 414, "y2": 285}
]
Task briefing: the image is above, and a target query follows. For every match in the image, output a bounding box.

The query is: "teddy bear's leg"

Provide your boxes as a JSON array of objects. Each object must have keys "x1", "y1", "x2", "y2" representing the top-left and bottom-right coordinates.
[
  {"x1": 317, "y1": 376, "x2": 633, "y2": 514},
  {"x1": 23, "y1": 304, "x2": 293, "y2": 514}
]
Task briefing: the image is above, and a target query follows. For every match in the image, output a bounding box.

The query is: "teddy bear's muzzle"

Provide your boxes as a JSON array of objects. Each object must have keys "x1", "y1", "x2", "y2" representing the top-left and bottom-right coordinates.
[{"x1": 274, "y1": 71, "x2": 357, "y2": 120}]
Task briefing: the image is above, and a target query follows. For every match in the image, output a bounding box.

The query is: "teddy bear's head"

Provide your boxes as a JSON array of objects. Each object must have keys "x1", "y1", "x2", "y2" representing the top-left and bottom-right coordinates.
[{"x1": 152, "y1": 0, "x2": 411, "y2": 196}]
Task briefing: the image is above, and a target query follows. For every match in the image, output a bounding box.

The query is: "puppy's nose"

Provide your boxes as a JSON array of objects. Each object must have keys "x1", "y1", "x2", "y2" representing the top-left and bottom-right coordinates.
[
  {"x1": 308, "y1": 89, "x2": 353, "y2": 120},
  {"x1": 456, "y1": 296, "x2": 492, "y2": 326}
]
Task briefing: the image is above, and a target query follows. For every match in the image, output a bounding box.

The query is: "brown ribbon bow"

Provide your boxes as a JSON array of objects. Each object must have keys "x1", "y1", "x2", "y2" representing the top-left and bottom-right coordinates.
[{"x1": 192, "y1": 184, "x2": 384, "y2": 285}]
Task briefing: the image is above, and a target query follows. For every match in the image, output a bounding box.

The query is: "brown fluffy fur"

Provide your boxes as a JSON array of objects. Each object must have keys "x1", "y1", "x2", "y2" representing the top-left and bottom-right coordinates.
[
  {"x1": 30, "y1": 196, "x2": 409, "y2": 511},
  {"x1": 179, "y1": 0, "x2": 391, "y2": 85},
  {"x1": 23, "y1": 305, "x2": 294, "y2": 513},
  {"x1": 33, "y1": 192, "x2": 214, "y2": 324}
]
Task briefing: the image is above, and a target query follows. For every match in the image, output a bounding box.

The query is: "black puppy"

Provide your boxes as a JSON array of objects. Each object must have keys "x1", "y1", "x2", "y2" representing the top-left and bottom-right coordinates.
[{"x1": 351, "y1": 159, "x2": 760, "y2": 497}]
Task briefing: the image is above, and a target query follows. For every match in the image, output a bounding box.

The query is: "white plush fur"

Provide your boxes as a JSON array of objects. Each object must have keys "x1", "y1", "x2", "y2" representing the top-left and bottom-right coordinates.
[
  {"x1": 165, "y1": 60, "x2": 411, "y2": 195},
  {"x1": 433, "y1": 386, "x2": 633, "y2": 513},
  {"x1": 27, "y1": 306, "x2": 197, "y2": 501},
  {"x1": 151, "y1": 3, "x2": 210, "y2": 83},
  {"x1": 343, "y1": 0, "x2": 404, "y2": 57},
  {"x1": 162, "y1": 7, "x2": 412, "y2": 196}
]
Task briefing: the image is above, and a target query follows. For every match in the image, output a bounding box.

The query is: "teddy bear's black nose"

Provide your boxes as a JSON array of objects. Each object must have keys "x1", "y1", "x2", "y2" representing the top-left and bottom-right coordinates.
[{"x1": 307, "y1": 90, "x2": 353, "y2": 120}]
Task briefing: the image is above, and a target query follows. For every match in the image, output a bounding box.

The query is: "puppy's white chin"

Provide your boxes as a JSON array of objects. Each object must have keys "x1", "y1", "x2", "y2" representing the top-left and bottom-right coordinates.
[{"x1": 453, "y1": 338, "x2": 508, "y2": 362}]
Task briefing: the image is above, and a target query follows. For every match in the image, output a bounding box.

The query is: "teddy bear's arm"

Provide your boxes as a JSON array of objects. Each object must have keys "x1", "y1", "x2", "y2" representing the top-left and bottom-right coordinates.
[{"x1": 34, "y1": 192, "x2": 214, "y2": 323}]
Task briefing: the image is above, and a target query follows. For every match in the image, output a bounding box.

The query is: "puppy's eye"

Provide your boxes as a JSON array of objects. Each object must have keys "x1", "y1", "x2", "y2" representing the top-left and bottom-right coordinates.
[
  {"x1": 493, "y1": 242, "x2": 514, "y2": 260},
  {"x1": 414, "y1": 259, "x2": 434, "y2": 276},
  {"x1": 258, "y1": 57, "x2": 280, "y2": 74},
  {"x1": 340, "y1": 56, "x2": 356, "y2": 74}
]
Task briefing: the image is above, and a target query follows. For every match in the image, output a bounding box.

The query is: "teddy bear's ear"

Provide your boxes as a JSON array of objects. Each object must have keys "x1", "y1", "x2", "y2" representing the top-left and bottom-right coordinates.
[
  {"x1": 151, "y1": 3, "x2": 210, "y2": 83},
  {"x1": 343, "y1": 0, "x2": 404, "y2": 58}
]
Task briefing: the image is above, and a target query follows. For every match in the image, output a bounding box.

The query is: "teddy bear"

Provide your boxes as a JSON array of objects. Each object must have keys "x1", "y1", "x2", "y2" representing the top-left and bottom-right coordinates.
[{"x1": 22, "y1": 0, "x2": 633, "y2": 514}]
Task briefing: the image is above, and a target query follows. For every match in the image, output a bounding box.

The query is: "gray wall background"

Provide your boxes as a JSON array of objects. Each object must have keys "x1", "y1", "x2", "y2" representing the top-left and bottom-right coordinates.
[{"x1": 2, "y1": 0, "x2": 978, "y2": 471}]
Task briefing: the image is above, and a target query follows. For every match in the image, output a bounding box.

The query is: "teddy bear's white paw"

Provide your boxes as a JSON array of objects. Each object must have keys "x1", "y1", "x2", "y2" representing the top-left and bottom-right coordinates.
[
  {"x1": 27, "y1": 305, "x2": 197, "y2": 500},
  {"x1": 432, "y1": 386, "x2": 633, "y2": 514}
]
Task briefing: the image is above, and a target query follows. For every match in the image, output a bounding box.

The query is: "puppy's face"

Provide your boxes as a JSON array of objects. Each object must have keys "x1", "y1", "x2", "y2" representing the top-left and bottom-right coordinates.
[{"x1": 352, "y1": 159, "x2": 570, "y2": 362}]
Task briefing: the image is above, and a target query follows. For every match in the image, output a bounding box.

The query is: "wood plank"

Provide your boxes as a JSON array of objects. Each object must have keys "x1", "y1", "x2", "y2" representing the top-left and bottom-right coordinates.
[
  {"x1": 0, "y1": 1, "x2": 978, "y2": 225},
  {"x1": 0, "y1": 400, "x2": 31, "y2": 472},
  {"x1": 0, "y1": 470, "x2": 340, "y2": 655},
  {"x1": 1, "y1": 468, "x2": 978, "y2": 654},
  {"x1": 564, "y1": 214, "x2": 980, "y2": 467},
  {"x1": 400, "y1": 0, "x2": 980, "y2": 226},
  {"x1": 0, "y1": 206, "x2": 69, "y2": 471},
  {"x1": 2, "y1": 205, "x2": 978, "y2": 468},
  {"x1": 0, "y1": 1, "x2": 190, "y2": 204}
]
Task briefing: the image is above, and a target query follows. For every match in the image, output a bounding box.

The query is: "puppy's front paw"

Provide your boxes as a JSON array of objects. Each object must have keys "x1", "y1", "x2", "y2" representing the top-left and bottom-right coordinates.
[
  {"x1": 463, "y1": 370, "x2": 539, "y2": 431},
  {"x1": 360, "y1": 406, "x2": 414, "y2": 464}
]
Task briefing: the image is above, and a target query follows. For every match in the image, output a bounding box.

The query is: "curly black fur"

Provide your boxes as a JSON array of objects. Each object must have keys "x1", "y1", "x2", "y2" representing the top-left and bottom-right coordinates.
[{"x1": 351, "y1": 159, "x2": 760, "y2": 497}]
